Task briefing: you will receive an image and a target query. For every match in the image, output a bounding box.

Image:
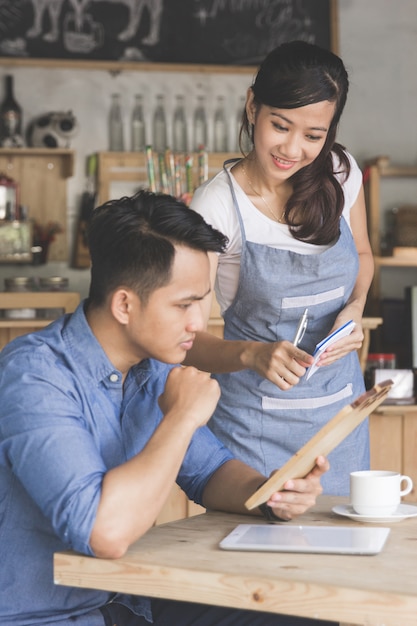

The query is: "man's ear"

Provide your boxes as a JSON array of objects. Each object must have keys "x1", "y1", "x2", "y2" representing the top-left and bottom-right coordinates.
[{"x1": 110, "y1": 288, "x2": 132, "y2": 325}]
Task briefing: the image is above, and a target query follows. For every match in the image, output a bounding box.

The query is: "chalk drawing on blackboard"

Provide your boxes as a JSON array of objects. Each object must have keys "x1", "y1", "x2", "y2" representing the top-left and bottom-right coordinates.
[
  {"x1": 0, "y1": 1, "x2": 24, "y2": 36},
  {"x1": 27, "y1": 0, "x2": 65, "y2": 43},
  {"x1": 0, "y1": 0, "x2": 26, "y2": 56},
  {"x1": 62, "y1": 12, "x2": 104, "y2": 54},
  {"x1": 25, "y1": 0, "x2": 162, "y2": 49},
  {"x1": 0, "y1": 0, "x2": 334, "y2": 66},
  {"x1": 192, "y1": 0, "x2": 327, "y2": 66}
]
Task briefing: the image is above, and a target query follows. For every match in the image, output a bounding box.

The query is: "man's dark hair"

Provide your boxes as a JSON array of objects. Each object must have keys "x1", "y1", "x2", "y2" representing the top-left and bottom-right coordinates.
[{"x1": 87, "y1": 190, "x2": 228, "y2": 306}]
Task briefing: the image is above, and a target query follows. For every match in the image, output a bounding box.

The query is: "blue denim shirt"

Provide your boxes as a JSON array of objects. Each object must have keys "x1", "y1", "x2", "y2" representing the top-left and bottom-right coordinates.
[{"x1": 0, "y1": 301, "x2": 234, "y2": 625}]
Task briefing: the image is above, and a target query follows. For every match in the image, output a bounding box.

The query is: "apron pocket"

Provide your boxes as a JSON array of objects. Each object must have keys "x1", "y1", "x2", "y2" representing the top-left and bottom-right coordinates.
[
  {"x1": 262, "y1": 383, "x2": 353, "y2": 410},
  {"x1": 281, "y1": 286, "x2": 345, "y2": 310}
]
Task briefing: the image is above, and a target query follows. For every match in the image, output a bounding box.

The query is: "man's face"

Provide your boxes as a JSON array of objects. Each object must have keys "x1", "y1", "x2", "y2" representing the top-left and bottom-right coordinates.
[{"x1": 127, "y1": 245, "x2": 211, "y2": 364}]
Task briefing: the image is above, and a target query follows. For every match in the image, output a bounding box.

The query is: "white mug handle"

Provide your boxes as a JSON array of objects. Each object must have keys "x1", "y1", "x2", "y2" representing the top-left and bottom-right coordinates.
[{"x1": 400, "y1": 475, "x2": 413, "y2": 496}]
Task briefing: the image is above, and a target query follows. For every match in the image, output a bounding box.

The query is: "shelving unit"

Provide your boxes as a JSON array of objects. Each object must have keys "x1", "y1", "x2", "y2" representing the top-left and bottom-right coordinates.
[
  {"x1": 364, "y1": 155, "x2": 417, "y2": 312},
  {"x1": 363, "y1": 155, "x2": 417, "y2": 366},
  {"x1": 370, "y1": 405, "x2": 417, "y2": 502},
  {"x1": 0, "y1": 291, "x2": 80, "y2": 349},
  {"x1": 94, "y1": 151, "x2": 240, "y2": 205},
  {"x1": 0, "y1": 148, "x2": 74, "y2": 261}
]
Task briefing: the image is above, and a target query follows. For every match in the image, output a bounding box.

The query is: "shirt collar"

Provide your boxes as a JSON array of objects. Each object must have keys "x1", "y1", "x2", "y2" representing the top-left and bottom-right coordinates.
[{"x1": 62, "y1": 299, "x2": 154, "y2": 388}]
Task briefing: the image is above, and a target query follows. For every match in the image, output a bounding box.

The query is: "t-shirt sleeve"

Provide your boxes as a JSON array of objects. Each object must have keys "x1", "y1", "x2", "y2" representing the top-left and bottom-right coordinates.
[
  {"x1": 337, "y1": 151, "x2": 364, "y2": 227},
  {"x1": 343, "y1": 152, "x2": 363, "y2": 210},
  {"x1": 190, "y1": 176, "x2": 236, "y2": 247}
]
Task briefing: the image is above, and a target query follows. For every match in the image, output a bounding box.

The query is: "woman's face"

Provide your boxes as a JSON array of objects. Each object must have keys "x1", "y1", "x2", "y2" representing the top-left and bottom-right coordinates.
[{"x1": 246, "y1": 89, "x2": 336, "y2": 179}]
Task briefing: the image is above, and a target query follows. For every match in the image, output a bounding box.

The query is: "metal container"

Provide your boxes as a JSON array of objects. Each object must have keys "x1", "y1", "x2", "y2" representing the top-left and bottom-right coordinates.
[
  {"x1": 39, "y1": 276, "x2": 69, "y2": 320},
  {"x1": 4, "y1": 276, "x2": 36, "y2": 292},
  {"x1": 39, "y1": 276, "x2": 69, "y2": 292},
  {"x1": 3, "y1": 276, "x2": 36, "y2": 319}
]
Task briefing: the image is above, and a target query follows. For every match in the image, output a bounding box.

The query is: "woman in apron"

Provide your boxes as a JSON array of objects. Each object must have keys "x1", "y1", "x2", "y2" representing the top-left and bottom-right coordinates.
[{"x1": 186, "y1": 41, "x2": 374, "y2": 496}]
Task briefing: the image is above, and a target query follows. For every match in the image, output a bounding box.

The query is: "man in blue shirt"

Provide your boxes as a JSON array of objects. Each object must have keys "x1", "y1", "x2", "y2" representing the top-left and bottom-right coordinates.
[{"x1": 0, "y1": 191, "x2": 331, "y2": 626}]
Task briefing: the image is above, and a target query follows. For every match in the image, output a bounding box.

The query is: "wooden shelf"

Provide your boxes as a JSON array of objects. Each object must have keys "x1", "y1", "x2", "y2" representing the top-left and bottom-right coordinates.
[
  {"x1": 0, "y1": 148, "x2": 74, "y2": 261},
  {"x1": 377, "y1": 256, "x2": 417, "y2": 268},
  {"x1": 372, "y1": 404, "x2": 417, "y2": 414},
  {"x1": 363, "y1": 155, "x2": 417, "y2": 364},
  {"x1": 364, "y1": 156, "x2": 417, "y2": 258},
  {"x1": 0, "y1": 319, "x2": 49, "y2": 328},
  {"x1": 0, "y1": 56, "x2": 256, "y2": 75},
  {"x1": 95, "y1": 151, "x2": 241, "y2": 205},
  {"x1": 364, "y1": 156, "x2": 417, "y2": 306},
  {"x1": 365, "y1": 156, "x2": 417, "y2": 178},
  {"x1": 0, "y1": 148, "x2": 74, "y2": 175},
  {"x1": 0, "y1": 291, "x2": 80, "y2": 349}
]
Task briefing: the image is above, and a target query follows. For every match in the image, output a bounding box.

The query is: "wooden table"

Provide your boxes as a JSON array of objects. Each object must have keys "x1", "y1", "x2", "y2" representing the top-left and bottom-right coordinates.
[{"x1": 54, "y1": 496, "x2": 417, "y2": 626}]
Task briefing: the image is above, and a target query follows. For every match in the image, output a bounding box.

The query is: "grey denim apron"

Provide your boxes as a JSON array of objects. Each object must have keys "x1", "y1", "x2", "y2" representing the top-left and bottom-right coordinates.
[{"x1": 209, "y1": 161, "x2": 369, "y2": 495}]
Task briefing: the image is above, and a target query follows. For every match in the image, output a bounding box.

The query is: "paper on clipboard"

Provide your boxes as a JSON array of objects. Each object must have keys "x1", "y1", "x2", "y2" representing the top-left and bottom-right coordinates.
[
  {"x1": 245, "y1": 379, "x2": 393, "y2": 511},
  {"x1": 305, "y1": 320, "x2": 356, "y2": 380}
]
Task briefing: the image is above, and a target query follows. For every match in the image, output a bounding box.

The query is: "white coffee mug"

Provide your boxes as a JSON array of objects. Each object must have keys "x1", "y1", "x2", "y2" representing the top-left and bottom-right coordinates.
[{"x1": 350, "y1": 470, "x2": 413, "y2": 516}]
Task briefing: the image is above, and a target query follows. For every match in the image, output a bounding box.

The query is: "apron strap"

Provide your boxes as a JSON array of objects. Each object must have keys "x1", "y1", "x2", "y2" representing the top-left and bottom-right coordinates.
[{"x1": 222, "y1": 159, "x2": 247, "y2": 245}]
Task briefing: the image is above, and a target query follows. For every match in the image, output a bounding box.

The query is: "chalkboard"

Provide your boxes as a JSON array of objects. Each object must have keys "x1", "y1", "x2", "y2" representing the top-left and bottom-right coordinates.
[{"x1": 0, "y1": 0, "x2": 336, "y2": 68}]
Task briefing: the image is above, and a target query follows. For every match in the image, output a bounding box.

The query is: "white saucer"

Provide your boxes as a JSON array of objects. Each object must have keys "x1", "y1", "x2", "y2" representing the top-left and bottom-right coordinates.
[{"x1": 332, "y1": 503, "x2": 417, "y2": 523}]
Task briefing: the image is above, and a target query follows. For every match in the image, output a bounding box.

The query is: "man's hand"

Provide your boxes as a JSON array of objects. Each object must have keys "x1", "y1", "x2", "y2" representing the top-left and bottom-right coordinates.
[
  {"x1": 264, "y1": 456, "x2": 330, "y2": 520},
  {"x1": 202, "y1": 456, "x2": 330, "y2": 521},
  {"x1": 158, "y1": 366, "x2": 220, "y2": 430}
]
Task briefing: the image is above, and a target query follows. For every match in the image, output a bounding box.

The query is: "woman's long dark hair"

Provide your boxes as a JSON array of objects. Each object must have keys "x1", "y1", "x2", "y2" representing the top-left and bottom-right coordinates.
[{"x1": 241, "y1": 41, "x2": 350, "y2": 245}]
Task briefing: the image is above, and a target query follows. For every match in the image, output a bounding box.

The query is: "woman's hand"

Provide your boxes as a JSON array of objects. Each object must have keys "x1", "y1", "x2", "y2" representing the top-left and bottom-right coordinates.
[
  {"x1": 264, "y1": 455, "x2": 330, "y2": 520},
  {"x1": 317, "y1": 306, "x2": 364, "y2": 367},
  {"x1": 242, "y1": 340, "x2": 314, "y2": 390}
]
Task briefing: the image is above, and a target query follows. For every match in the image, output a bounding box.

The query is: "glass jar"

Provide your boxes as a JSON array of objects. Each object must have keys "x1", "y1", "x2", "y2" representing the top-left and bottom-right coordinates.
[
  {"x1": 0, "y1": 173, "x2": 18, "y2": 220},
  {"x1": 365, "y1": 353, "x2": 396, "y2": 389}
]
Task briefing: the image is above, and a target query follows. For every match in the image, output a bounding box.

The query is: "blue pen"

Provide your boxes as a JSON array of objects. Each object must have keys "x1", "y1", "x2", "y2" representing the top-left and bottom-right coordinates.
[{"x1": 293, "y1": 308, "x2": 308, "y2": 347}]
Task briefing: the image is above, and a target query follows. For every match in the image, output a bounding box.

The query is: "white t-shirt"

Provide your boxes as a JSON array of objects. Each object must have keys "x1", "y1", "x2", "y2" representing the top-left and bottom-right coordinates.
[{"x1": 190, "y1": 151, "x2": 363, "y2": 314}]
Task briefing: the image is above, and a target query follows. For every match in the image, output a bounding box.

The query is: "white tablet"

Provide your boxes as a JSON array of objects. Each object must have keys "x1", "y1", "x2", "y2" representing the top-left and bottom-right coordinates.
[{"x1": 219, "y1": 524, "x2": 390, "y2": 555}]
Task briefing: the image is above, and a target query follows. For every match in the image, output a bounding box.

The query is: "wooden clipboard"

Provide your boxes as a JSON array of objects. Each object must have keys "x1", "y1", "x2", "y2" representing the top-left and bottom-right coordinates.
[{"x1": 245, "y1": 379, "x2": 393, "y2": 511}]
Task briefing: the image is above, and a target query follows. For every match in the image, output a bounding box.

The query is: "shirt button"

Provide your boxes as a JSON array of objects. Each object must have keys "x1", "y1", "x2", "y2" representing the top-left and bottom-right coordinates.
[{"x1": 109, "y1": 373, "x2": 119, "y2": 383}]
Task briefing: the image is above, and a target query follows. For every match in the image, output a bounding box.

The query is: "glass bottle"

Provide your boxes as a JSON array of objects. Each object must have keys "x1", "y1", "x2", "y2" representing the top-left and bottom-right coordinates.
[
  {"x1": 213, "y1": 95, "x2": 228, "y2": 153},
  {"x1": 131, "y1": 94, "x2": 145, "y2": 152},
  {"x1": 152, "y1": 94, "x2": 167, "y2": 154},
  {"x1": 193, "y1": 95, "x2": 207, "y2": 151},
  {"x1": 236, "y1": 95, "x2": 252, "y2": 153},
  {"x1": 108, "y1": 93, "x2": 124, "y2": 152},
  {"x1": 172, "y1": 94, "x2": 188, "y2": 153},
  {"x1": 0, "y1": 74, "x2": 23, "y2": 147}
]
